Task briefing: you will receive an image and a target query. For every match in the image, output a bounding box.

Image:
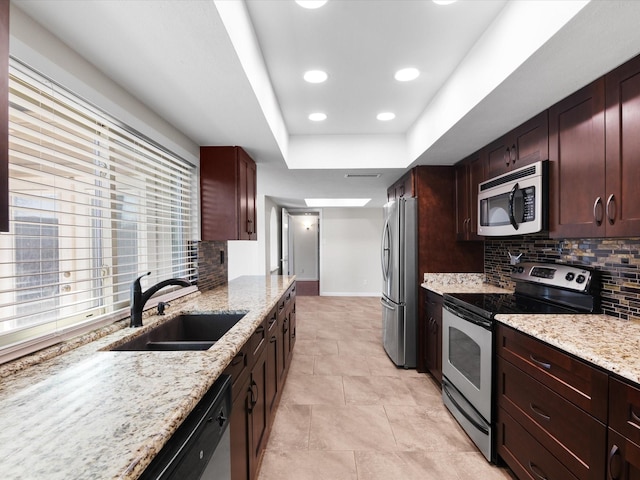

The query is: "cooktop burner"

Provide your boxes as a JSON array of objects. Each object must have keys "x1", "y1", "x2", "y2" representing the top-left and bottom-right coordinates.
[{"x1": 444, "y1": 292, "x2": 580, "y2": 319}]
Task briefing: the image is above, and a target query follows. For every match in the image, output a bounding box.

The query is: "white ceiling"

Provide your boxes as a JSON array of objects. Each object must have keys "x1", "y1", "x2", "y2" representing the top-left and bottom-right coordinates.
[{"x1": 11, "y1": 0, "x2": 640, "y2": 208}]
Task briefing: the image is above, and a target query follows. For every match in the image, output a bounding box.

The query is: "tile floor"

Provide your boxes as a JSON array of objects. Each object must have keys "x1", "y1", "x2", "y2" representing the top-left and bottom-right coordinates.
[{"x1": 257, "y1": 296, "x2": 515, "y2": 480}]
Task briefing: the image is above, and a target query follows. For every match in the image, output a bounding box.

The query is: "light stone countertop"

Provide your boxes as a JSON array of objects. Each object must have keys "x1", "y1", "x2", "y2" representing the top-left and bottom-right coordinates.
[
  {"x1": 0, "y1": 275, "x2": 295, "y2": 480},
  {"x1": 495, "y1": 313, "x2": 640, "y2": 384},
  {"x1": 421, "y1": 272, "x2": 513, "y2": 295}
]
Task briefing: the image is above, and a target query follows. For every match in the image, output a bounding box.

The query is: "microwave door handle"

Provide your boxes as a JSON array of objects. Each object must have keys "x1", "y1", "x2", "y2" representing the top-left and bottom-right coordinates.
[{"x1": 508, "y1": 182, "x2": 520, "y2": 230}]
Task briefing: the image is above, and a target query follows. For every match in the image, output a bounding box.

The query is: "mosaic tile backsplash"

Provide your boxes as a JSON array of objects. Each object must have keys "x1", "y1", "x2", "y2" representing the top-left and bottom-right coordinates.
[
  {"x1": 485, "y1": 236, "x2": 640, "y2": 321},
  {"x1": 197, "y1": 240, "x2": 228, "y2": 291}
]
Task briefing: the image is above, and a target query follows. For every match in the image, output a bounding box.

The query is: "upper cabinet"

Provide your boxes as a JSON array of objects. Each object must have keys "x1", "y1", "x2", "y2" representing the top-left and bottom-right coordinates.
[
  {"x1": 0, "y1": 0, "x2": 8, "y2": 232},
  {"x1": 603, "y1": 54, "x2": 640, "y2": 236},
  {"x1": 387, "y1": 171, "x2": 413, "y2": 201},
  {"x1": 455, "y1": 151, "x2": 484, "y2": 241},
  {"x1": 548, "y1": 79, "x2": 606, "y2": 238},
  {"x1": 485, "y1": 111, "x2": 549, "y2": 179},
  {"x1": 200, "y1": 146, "x2": 257, "y2": 241}
]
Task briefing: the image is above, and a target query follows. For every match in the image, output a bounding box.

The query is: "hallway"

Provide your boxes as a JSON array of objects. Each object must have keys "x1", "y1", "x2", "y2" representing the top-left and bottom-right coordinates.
[{"x1": 257, "y1": 296, "x2": 513, "y2": 480}]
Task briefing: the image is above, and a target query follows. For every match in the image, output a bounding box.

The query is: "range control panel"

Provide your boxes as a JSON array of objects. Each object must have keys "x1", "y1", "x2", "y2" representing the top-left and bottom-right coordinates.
[{"x1": 511, "y1": 262, "x2": 594, "y2": 292}]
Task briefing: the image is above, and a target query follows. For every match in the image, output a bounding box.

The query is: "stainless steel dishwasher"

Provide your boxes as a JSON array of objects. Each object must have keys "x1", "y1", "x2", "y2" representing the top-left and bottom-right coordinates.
[{"x1": 140, "y1": 375, "x2": 232, "y2": 480}]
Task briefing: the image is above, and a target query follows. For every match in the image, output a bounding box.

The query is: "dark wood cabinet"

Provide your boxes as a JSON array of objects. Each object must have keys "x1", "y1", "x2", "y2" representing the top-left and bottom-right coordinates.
[
  {"x1": 608, "y1": 377, "x2": 640, "y2": 480},
  {"x1": 604, "y1": 54, "x2": 640, "y2": 237},
  {"x1": 422, "y1": 289, "x2": 442, "y2": 384},
  {"x1": 386, "y1": 171, "x2": 413, "y2": 201},
  {"x1": 0, "y1": 0, "x2": 9, "y2": 232},
  {"x1": 455, "y1": 151, "x2": 484, "y2": 241},
  {"x1": 226, "y1": 282, "x2": 296, "y2": 480},
  {"x1": 485, "y1": 111, "x2": 548, "y2": 178},
  {"x1": 549, "y1": 79, "x2": 606, "y2": 238},
  {"x1": 200, "y1": 146, "x2": 257, "y2": 241},
  {"x1": 496, "y1": 324, "x2": 608, "y2": 480}
]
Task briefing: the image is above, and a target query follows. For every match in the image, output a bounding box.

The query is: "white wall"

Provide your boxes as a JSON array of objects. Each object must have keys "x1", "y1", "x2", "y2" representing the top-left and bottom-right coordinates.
[{"x1": 320, "y1": 208, "x2": 383, "y2": 296}]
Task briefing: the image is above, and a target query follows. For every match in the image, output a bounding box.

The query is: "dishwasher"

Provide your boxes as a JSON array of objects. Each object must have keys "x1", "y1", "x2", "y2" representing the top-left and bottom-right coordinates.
[{"x1": 140, "y1": 374, "x2": 232, "y2": 480}]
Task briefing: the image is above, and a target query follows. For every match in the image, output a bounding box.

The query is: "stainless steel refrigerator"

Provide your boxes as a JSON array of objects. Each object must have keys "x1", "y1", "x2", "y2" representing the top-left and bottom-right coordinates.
[{"x1": 380, "y1": 197, "x2": 417, "y2": 368}]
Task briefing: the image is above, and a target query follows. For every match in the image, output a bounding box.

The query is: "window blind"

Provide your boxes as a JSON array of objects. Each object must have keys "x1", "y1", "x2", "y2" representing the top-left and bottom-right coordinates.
[{"x1": 0, "y1": 59, "x2": 198, "y2": 360}]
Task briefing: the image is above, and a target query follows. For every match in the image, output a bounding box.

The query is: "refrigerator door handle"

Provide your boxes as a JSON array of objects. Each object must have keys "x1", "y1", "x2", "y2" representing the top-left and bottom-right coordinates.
[
  {"x1": 380, "y1": 296, "x2": 396, "y2": 311},
  {"x1": 381, "y1": 218, "x2": 391, "y2": 281}
]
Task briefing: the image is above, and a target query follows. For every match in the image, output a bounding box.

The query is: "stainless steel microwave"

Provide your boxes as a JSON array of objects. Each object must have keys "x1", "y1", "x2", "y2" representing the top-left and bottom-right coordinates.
[{"x1": 477, "y1": 160, "x2": 548, "y2": 236}]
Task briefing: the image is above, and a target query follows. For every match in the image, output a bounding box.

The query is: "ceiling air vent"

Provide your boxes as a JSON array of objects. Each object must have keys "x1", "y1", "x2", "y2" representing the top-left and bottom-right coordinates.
[{"x1": 344, "y1": 173, "x2": 381, "y2": 178}]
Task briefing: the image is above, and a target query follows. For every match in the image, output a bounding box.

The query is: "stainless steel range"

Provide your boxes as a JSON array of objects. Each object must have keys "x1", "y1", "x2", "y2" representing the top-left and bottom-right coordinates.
[{"x1": 441, "y1": 262, "x2": 600, "y2": 463}]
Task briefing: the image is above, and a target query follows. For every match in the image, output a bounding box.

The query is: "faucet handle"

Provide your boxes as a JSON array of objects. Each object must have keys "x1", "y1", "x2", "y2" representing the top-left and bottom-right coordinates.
[{"x1": 157, "y1": 302, "x2": 170, "y2": 315}]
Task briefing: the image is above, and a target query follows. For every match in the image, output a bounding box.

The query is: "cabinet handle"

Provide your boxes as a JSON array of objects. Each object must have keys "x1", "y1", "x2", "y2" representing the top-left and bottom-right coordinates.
[
  {"x1": 268, "y1": 316, "x2": 277, "y2": 327},
  {"x1": 529, "y1": 403, "x2": 551, "y2": 421},
  {"x1": 230, "y1": 352, "x2": 245, "y2": 366},
  {"x1": 269, "y1": 335, "x2": 277, "y2": 344},
  {"x1": 247, "y1": 219, "x2": 253, "y2": 235},
  {"x1": 593, "y1": 196, "x2": 604, "y2": 226},
  {"x1": 630, "y1": 408, "x2": 640, "y2": 428},
  {"x1": 247, "y1": 381, "x2": 257, "y2": 412},
  {"x1": 606, "y1": 194, "x2": 616, "y2": 225},
  {"x1": 609, "y1": 444, "x2": 621, "y2": 480},
  {"x1": 529, "y1": 354, "x2": 551, "y2": 370},
  {"x1": 528, "y1": 461, "x2": 549, "y2": 480},
  {"x1": 283, "y1": 319, "x2": 289, "y2": 334},
  {"x1": 504, "y1": 148, "x2": 510, "y2": 167},
  {"x1": 254, "y1": 325, "x2": 265, "y2": 335}
]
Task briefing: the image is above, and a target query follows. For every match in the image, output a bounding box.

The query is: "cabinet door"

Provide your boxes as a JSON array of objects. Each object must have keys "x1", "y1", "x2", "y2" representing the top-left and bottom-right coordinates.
[
  {"x1": 248, "y1": 348, "x2": 268, "y2": 480},
  {"x1": 424, "y1": 290, "x2": 442, "y2": 384},
  {"x1": 229, "y1": 373, "x2": 251, "y2": 480},
  {"x1": 454, "y1": 162, "x2": 471, "y2": 241},
  {"x1": 608, "y1": 429, "x2": 640, "y2": 480},
  {"x1": 266, "y1": 308, "x2": 279, "y2": 417},
  {"x1": 605, "y1": 54, "x2": 640, "y2": 236},
  {"x1": 238, "y1": 149, "x2": 257, "y2": 240},
  {"x1": 486, "y1": 111, "x2": 548, "y2": 178},
  {"x1": 549, "y1": 79, "x2": 606, "y2": 238}
]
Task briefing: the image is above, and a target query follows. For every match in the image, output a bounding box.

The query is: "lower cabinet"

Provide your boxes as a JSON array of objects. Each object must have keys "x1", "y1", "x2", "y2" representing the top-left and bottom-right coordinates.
[
  {"x1": 422, "y1": 289, "x2": 442, "y2": 384},
  {"x1": 608, "y1": 377, "x2": 640, "y2": 479},
  {"x1": 226, "y1": 282, "x2": 297, "y2": 480},
  {"x1": 496, "y1": 324, "x2": 608, "y2": 480}
]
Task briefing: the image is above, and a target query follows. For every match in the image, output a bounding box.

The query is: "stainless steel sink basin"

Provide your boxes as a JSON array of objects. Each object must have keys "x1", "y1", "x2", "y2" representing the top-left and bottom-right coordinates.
[{"x1": 112, "y1": 313, "x2": 246, "y2": 351}]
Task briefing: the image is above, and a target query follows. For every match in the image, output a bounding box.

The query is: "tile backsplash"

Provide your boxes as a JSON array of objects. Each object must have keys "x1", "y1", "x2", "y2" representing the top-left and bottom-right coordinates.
[
  {"x1": 197, "y1": 240, "x2": 228, "y2": 291},
  {"x1": 485, "y1": 236, "x2": 640, "y2": 321}
]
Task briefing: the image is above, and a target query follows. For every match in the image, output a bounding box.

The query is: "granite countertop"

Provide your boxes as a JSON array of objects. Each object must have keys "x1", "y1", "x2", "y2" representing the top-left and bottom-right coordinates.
[
  {"x1": 421, "y1": 272, "x2": 512, "y2": 295},
  {"x1": 496, "y1": 313, "x2": 640, "y2": 385},
  {"x1": 0, "y1": 275, "x2": 295, "y2": 480}
]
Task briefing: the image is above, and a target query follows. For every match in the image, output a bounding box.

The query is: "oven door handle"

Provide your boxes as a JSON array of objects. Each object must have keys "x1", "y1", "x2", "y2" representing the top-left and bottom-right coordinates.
[
  {"x1": 443, "y1": 302, "x2": 492, "y2": 330},
  {"x1": 443, "y1": 380, "x2": 489, "y2": 435},
  {"x1": 508, "y1": 182, "x2": 520, "y2": 231}
]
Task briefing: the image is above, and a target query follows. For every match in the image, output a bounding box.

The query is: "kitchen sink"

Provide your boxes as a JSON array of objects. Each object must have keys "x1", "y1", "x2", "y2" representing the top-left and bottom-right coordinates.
[{"x1": 111, "y1": 312, "x2": 246, "y2": 351}]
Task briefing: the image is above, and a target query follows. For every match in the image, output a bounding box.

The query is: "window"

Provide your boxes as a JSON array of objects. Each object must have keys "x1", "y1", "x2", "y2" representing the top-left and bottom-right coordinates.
[{"x1": 0, "y1": 59, "x2": 198, "y2": 362}]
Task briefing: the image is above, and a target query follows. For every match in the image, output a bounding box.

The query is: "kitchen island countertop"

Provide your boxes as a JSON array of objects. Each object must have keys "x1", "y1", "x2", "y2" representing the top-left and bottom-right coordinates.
[{"x1": 0, "y1": 275, "x2": 295, "y2": 480}]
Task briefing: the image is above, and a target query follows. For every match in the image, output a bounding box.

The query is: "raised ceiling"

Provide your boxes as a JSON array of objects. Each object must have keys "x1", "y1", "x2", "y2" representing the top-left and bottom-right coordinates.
[{"x1": 11, "y1": 0, "x2": 640, "y2": 207}]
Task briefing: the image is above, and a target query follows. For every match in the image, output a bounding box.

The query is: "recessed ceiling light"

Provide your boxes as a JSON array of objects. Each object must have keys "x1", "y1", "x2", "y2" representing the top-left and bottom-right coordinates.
[
  {"x1": 377, "y1": 112, "x2": 396, "y2": 121},
  {"x1": 395, "y1": 67, "x2": 420, "y2": 82},
  {"x1": 304, "y1": 70, "x2": 328, "y2": 83},
  {"x1": 296, "y1": 0, "x2": 329, "y2": 9},
  {"x1": 432, "y1": 0, "x2": 457, "y2": 5},
  {"x1": 308, "y1": 112, "x2": 327, "y2": 121},
  {"x1": 305, "y1": 198, "x2": 371, "y2": 207}
]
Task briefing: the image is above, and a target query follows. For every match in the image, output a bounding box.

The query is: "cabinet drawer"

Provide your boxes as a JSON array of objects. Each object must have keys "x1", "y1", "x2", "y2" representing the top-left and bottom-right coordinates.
[
  {"x1": 610, "y1": 377, "x2": 640, "y2": 445},
  {"x1": 248, "y1": 317, "x2": 267, "y2": 366},
  {"x1": 224, "y1": 343, "x2": 249, "y2": 402},
  {"x1": 496, "y1": 324, "x2": 608, "y2": 421},
  {"x1": 497, "y1": 407, "x2": 579, "y2": 480},
  {"x1": 608, "y1": 427, "x2": 640, "y2": 480},
  {"x1": 498, "y1": 358, "x2": 606, "y2": 480}
]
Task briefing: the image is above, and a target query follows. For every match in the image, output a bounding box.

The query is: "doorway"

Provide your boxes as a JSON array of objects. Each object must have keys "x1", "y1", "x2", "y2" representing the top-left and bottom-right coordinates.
[{"x1": 281, "y1": 210, "x2": 320, "y2": 296}]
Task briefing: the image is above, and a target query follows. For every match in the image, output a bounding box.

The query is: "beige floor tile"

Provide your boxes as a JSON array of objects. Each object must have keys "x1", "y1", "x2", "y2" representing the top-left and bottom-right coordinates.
[
  {"x1": 265, "y1": 404, "x2": 311, "y2": 450},
  {"x1": 309, "y1": 404, "x2": 397, "y2": 451},
  {"x1": 384, "y1": 405, "x2": 477, "y2": 452},
  {"x1": 258, "y1": 450, "x2": 357, "y2": 480},
  {"x1": 287, "y1": 353, "x2": 315, "y2": 375},
  {"x1": 337, "y1": 338, "x2": 385, "y2": 356},
  {"x1": 451, "y1": 452, "x2": 515, "y2": 479},
  {"x1": 314, "y1": 354, "x2": 371, "y2": 376},
  {"x1": 343, "y1": 375, "x2": 417, "y2": 406},
  {"x1": 294, "y1": 338, "x2": 339, "y2": 355},
  {"x1": 279, "y1": 373, "x2": 345, "y2": 405},
  {"x1": 354, "y1": 451, "x2": 460, "y2": 480}
]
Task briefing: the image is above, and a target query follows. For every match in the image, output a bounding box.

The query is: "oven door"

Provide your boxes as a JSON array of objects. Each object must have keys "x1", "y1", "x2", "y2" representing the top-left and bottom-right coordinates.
[{"x1": 441, "y1": 305, "x2": 493, "y2": 422}]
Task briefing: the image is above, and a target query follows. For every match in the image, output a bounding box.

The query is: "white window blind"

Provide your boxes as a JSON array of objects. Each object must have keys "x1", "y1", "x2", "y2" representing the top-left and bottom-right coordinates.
[{"x1": 0, "y1": 59, "x2": 198, "y2": 361}]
